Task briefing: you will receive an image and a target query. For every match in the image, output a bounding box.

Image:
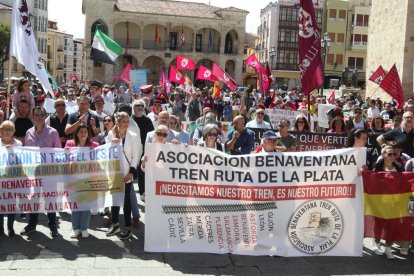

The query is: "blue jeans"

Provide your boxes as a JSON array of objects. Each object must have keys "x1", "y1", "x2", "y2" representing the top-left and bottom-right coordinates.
[
  {"x1": 130, "y1": 182, "x2": 140, "y2": 219},
  {"x1": 71, "y1": 210, "x2": 91, "y2": 231}
]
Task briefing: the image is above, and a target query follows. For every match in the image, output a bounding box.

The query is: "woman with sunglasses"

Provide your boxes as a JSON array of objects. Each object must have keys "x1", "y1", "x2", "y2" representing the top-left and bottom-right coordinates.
[
  {"x1": 106, "y1": 112, "x2": 141, "y2": 240},
  {"x1": 141, "y1": 125, "x2": 169, "y2": 170},
  {"x1": 93, "y1": 115, "x2": 115, "y2": 145},
  {"x1": 371, "y1": 145, "x2": 405, "y2": 259},
  {"x1": 65, "y1": 124, "x2": 99, "y2": 238},
  {"x1": 196, "y1": 124, "x2": 224, "y2": 151}
]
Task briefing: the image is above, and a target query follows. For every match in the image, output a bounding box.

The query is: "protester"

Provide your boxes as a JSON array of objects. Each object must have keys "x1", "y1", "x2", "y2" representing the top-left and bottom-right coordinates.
[
  {"x1": 225, "y1": 115, "x2": 254, "y2": 155},
  {"x1": 275, "y1": 118, "x2": 297, "y2": 152},
  {"x1": 197, "y1": 123, "x2": 224, "y2": 151},
  {"x1": 65, "y1": 96, "x2": 100, "y2": 137},
  {"x1": 254, "y1": 129, "x2": 278, "y2": 153},
  {"x1": 291, "y1": 116, "x2": 310, "y2": 132},
  {"x1": 93, "y1": 114, "x2": 115, "y2": 145},
  {"x1": 169, "y1": 115, "x2": 190, "y2": 145},
  {"x1": 368, "y1": 116, "x2": 386, "y2": 135},
  {"x1": 141, "y1": 125, "x2": 170, "y2": 170},
  {"x1": 346, "y1": 107, "x2": 367, "y2": 131},
  {"x1": 327, "y1": 116, "x2": 347, "y2": 133},
  {"x1": 377, "y1": 111, "x2": 414, "y2": 157},
  {"x1": 147, "y1": 99, "x2": 163, "y2": 128},
  {"x1": 145, "y1": 111, "x2": 179, "y2": 144},
  {"x1": 186, "y1": 92, "x2": 202, "y2": 121},
  {"x1": 65, "y1": 124, "x2": 99, "y2": 238},
  {"x1": 0, "y1": 120, "x2": 22, "y2": 237},
  {"x1": 106, "y1": 112, "x2": 140, "y2": 239},
  {"x1": 11, "y1": 78, "x2": 35, "y2": 119},
  {"x1": 131, "y1": 99, "x2": 154, "y2": 200},
  {"x1": 12, "y1": 100, "x2": 33, "y2": 144},
  {"x1": 46, "y1": 98, "x2": 69, "y2": 148},
  {"x1": 245, "y1": 108, "x2": 271, "y2": 129},
  {"x1": 372, "y1": 144, "x2": 405, "y2": 259},
  {"x1": 21, "y1": 107, "x2": 61, "y2": 237}
]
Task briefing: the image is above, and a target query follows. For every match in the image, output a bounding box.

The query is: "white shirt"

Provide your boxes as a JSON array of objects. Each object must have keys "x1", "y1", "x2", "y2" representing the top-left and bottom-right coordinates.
[
  {"x1": 246, "y1": 119, "x2": 271, "y2": 129},
  {"x1": 368, "y1": 107, "x2": 381, "y2": 118}
]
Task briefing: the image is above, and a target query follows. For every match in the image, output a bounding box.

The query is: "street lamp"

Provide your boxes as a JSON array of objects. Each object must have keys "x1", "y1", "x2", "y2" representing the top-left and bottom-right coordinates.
[{"x1": 320, "y1": 32, "x2": 331, "y2": 95}]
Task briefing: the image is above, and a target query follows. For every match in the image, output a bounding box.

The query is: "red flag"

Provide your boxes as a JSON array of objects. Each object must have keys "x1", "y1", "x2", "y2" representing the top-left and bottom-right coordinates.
[
  {"x1": 196, "y1": 65, "x2": 212, "y2": 81},
  {"x1": 159, "y1": 67, "x2": 172, "y2": 95},
  {"x1": 169, "y1": 66, "x2": 185, "y2": 85},
  {"x1": 245, "y1": 53, "x2": 262, "y2": 73},
  {"x1": 155, "y1": 24, "x2": 161, "y2": 44},
  {"x1": 211, "y1": 63, "x2": 237, "y2": 91},
  {"x1": 379, "y1": 64, "x2": 405, "y2": 108},
  {"x1": 120, "y1": 63, "x2": 134, "y2": 84},
  {"x1": 369, "y1": 65, "x2": 386, "y2": 85},
  {"x1": 257, "y1": 63, "x2": 273, "y2": 96},
  {"x1": 176, "y1": 55, "x2": 195, "y2": 70},
  {"x1": 362, "y1": 171, "x2": 414, "y2": 241},
  {"x1": 299, "y1": 0, "x2": 323, "y2": 95},
  {"x1": 328, "y1": 90, "x2": 335, "y2": 104}
]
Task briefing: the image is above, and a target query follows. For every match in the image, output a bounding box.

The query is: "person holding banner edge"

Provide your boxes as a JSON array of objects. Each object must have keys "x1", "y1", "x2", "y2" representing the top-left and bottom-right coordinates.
[
  {"x1": 65, "y1": 124, "x2": 99, "y2": 238},
  {"x1": 21, "y1": 107, "x2": 61, "y2": 237},
  {"x1": 0, "y1": 120, "x2": 22, "y2": 237},
  {"x1": 106, "y1": 112, "x2": 141, "y2": 240}
]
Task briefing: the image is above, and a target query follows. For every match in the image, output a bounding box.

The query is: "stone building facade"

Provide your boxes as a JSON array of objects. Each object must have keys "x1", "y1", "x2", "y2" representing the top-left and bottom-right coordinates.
[
  {"x1": 82, "y1": 0, "x2": 248, "y2": 86},
  {"x1": 366, "y1": 0, "x2": 414, "y2": 100}
]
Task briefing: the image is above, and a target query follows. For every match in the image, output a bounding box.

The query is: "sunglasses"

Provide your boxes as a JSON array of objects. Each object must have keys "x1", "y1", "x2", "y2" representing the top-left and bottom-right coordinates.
[
  {"x1": 354, "y1": 111, "x2": 362, "y2": 114},
  {"x1": 297, "y1": 121, "x2": 305, "y2": 124},
  {"x1": 55, "y1": 104, "x2": 65, "y2": 107},
  {"x1": 156, "y1": 132, "x2": 168, "y2": 138},
  {"x1": 207, "y1": 132, "x2": 218, "y2": 137},
  {"x1": 386, "y1": 152, "x2": 397, "y2": 157},
  {"x1": 135, "y1": 104, "x2": 145, "y2": 108},
  {"x1": 104, "y1": 119, "x2": 113, "y2": 123},
  {"x1": 256, "y1": 113, "x2": 264, "y2": 115}
]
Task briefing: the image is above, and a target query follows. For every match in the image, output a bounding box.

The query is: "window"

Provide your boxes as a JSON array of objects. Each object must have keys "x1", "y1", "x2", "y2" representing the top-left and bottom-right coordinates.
[
  {"x1": 327, "y1": 54, "x2": 334, "y2": 64},
  {"x1": 336, "y1": 54, "x2": 343, "y2": 65},
  {"x1": 338, "y1": 10, "x2": 346, "y2": 20},
  {"x1": 328, "y1": 32, "x2": 335, "y2": 42},
  {"x1": 364, "y1": 15, "x2": 369, "y2": 26},
  {"x1": 329, "y1": 9, "x2": 336, "y2": 19},
  {"x1": 356, "y1": 14, "x2": 364, "y2": 26},
  {"x1": 348, "y1": 57, "x2": 364, "y2": 69},
  {"x1": 337, "y1": 33, "x2": 344, "y2": 43}
]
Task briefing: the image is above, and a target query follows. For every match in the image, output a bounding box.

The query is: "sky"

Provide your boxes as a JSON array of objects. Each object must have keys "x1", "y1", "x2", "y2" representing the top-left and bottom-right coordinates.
[{"x1": 48, "y1": 0, "x2": 271, "y2": 39}]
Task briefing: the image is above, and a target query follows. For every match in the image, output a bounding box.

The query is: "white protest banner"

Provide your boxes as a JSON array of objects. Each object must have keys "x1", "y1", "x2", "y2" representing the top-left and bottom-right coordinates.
[
  {"x1": 0, "y1": 145, "x2": 125, "y2": 214},
  {"x1": 265, "y1": 108, "x2": 302, "y2": 128},
  {"x1": 44, "y1": 98, "x2": 56, "y2": 114},
  {"x1": 145, "y1": 144, "x2": 365, "y2": 257},
  {"x1": 318, "y1": 104, "x2": 336, "y2": 128}
]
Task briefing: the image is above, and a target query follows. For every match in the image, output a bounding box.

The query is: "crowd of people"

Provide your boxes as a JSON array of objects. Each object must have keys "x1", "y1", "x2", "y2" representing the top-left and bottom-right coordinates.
[{"x1": 0, "y1": 78, "x2": 413, "y2": 259}]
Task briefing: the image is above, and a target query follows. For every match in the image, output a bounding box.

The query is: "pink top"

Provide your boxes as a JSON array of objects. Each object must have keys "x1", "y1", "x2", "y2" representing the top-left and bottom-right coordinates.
[{"x1": 65, "y1": 139, "x2": 100, "y2": 149}]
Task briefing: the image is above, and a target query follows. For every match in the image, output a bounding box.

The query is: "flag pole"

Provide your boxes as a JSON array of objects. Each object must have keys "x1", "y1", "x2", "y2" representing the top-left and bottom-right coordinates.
[
  {"x1": 259, "y1": 62, "x2": 264, "y2": 100},
  {"x1": 6, "y1": 55, "x2": 13, "y2": 119}
]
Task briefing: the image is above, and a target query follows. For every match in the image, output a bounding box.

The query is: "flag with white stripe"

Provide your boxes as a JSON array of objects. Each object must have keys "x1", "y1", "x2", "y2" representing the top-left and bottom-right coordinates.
[{"x1": 90, "y1": 28, "x2": 123, "y2": 65}]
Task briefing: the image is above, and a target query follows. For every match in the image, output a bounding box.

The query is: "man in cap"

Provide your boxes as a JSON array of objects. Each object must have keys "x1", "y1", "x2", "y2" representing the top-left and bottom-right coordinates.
[{"x1": 254, "y1": 129, "x2": 279, "y2": 153}]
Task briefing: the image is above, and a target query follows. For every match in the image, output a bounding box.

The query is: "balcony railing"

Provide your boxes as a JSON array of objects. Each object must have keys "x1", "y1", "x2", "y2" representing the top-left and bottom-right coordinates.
[
  {"x1": 274, "y1": 63, "x2": 299, "y2": 71},
  {"x1": 168, "y1": 43, "x2": 193, "y2": 52},
  {"x1": 278, "y1": 41, "x2": 298, "y2": 49},
  {"x1": 143, "y1": 40, "x2": 167, "y2": 50},
  {"x1": 115, "y1": 38, "x2": 140, "y2": 49},
  {"x1": 196, "y1": 44, "x2": 219, "y2": 54}
]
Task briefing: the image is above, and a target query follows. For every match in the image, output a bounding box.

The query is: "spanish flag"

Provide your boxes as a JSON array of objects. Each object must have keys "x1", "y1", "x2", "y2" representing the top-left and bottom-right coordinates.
[
  {"x1": 362, "y1": 171, "x2": 414, "y2": 241},
  {"x1": 213, "y1": 80, "x2": 220, "y2": 99}
]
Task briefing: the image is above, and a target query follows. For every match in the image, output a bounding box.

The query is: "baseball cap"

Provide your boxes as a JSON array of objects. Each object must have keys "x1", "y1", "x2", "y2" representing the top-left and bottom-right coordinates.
[{"x1": 262, "y1": 130, "x2": 277, "y2": 140}]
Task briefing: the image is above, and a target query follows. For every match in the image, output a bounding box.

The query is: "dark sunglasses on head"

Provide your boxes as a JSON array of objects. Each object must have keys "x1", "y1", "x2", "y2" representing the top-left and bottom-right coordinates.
[{"x1": 156, "y1": 132, "x2": 168, "y2": 138}]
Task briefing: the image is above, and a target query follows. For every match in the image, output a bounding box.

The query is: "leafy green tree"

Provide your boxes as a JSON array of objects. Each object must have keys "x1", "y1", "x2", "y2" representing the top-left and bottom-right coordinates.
[{"x1": 0, "y1": 24, "x2": 11, "y2": 81}]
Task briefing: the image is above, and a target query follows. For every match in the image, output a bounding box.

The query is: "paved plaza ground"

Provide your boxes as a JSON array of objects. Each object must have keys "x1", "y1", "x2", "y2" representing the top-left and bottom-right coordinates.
[{"x1": 1, "y1": 188, "x2": 414, "y2": 276}]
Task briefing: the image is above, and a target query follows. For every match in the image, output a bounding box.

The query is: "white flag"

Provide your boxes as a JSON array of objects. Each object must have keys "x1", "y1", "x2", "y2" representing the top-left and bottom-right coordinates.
[{"x1": 10, "y1": 0, "x2": 53, "y2": 93}]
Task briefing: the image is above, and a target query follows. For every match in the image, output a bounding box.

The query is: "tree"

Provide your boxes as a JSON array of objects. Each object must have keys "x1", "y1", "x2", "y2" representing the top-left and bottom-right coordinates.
[{"x1": 0, "y1": 24, "x2": 11, "y2": 81}]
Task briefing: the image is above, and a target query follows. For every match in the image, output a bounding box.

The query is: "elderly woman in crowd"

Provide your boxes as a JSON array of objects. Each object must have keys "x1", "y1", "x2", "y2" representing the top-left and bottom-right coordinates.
[
  {"x1": 0, "y1": 120, "x2": 22, "y2": 237},
  {"x1": 106, "y1": 112, "x2": 141, "y2": 240},
  {"x1": 141, "y1": 125, "x2": 170, "y2": 170},
  {"x1": 197, "y1": 123, "x2": 224, "y2": 151},
  {"x1": 65, "y1": 124, "x2": 99, "y2": 238}
]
